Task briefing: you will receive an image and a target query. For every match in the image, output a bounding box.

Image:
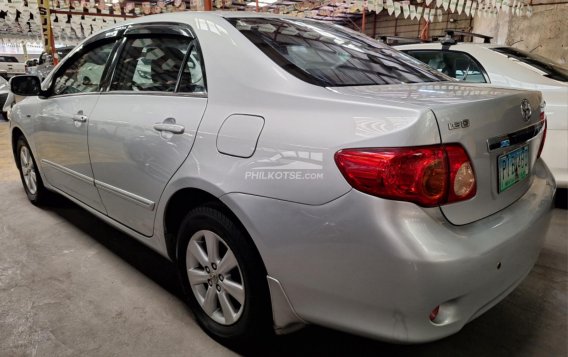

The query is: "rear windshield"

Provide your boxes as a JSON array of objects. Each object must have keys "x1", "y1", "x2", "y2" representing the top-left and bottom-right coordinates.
[
  {"x1": 227, "y1": 17, "x2": 449, "y2": 87},
  {"x1": 492, "y1": 47, "x2": 568, "y2": 82}
]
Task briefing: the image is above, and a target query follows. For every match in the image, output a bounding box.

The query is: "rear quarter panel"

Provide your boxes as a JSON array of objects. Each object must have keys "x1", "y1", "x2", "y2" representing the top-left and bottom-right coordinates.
[{"x1": 161, "y1": 15, "x2": 442, "y2": 205}]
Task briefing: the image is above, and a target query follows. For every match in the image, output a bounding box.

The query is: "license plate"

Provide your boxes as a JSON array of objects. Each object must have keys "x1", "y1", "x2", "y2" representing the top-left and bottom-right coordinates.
[{"x1": 498, "y1": 145, "x2": 529, "y2": 193}]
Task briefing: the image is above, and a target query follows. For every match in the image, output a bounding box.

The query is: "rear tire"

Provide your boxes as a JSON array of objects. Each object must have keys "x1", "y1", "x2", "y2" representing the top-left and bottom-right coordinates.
[
  {"x1": 16, "y1": 136, "x2": 50, "y2": 205},
  {"x1": 177, "y1": 204, "x2": 272, "y2": 343}
]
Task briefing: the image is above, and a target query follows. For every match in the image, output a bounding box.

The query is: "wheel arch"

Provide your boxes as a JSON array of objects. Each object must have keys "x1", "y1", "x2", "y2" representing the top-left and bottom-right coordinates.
[
  {"x1": 11, "y1": 126, "x2": 25, "y2": 168},
  {"x1": 163, "y1": 187, "x2": 266, "y2": 275}
]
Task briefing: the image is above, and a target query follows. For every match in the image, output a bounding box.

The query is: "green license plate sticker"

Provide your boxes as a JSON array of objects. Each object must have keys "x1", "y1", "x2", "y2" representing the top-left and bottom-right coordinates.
[{"x1": 498, "y1": 145, "x2": 529, "y2": 193}]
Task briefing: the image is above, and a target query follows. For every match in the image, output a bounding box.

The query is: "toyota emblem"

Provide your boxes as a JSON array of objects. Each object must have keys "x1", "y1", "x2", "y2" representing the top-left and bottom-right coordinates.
[{"x1": 521, "y1": 99, "x2": 532, "y2": 122}]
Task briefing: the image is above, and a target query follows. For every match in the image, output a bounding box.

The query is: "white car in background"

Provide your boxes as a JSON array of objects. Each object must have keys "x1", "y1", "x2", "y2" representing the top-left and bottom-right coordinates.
[
  {"x1": 0, "y1": 55, "x2": 27, "y2": 79},
  {"x1": 0, "y1": 75, "x2": 10, "y2": 119},
  {"x1": 397, "y1": 42, "x2": 568, "y2": 188}
]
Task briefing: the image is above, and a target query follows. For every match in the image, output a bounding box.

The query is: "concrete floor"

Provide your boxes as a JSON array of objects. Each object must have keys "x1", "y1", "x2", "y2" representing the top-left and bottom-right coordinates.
[{"x1": 0, "y1": 120, "x2": 566, "y2": 356}]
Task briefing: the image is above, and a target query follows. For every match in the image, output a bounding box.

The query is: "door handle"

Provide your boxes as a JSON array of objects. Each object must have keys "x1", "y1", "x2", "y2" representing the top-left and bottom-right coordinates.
[
  {"x1": 153, "y1": 118, "x2": 185, "y2": 134},
  {"x1": 72, "y1": 114, "x2": 88, "y2": 122}
]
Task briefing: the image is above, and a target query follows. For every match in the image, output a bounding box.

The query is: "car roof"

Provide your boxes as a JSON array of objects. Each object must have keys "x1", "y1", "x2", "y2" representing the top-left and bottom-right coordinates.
[
  {"x1": 211, "y1": 10, "x2": 298, "y2": 18},
  {"x1": 84, "y1": 11, "x2": 332, "y2": 49},
  {"x1": 111, "y1": 11, "x2": 304, "y2": 26},
  {"x1": 101, "y1": 11, "x2": 330, "y2": 33}
]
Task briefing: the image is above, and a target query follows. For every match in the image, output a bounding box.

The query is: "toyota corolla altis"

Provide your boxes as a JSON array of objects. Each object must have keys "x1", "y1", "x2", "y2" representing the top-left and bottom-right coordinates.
[{"x1": 8, "y1": 12, "x2": 555, "y2": 343}]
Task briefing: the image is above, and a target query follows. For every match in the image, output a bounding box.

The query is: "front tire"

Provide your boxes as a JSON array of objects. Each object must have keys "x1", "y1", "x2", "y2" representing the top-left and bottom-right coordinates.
[
  {"x1": 177, "y1": 205, "x2": 272, "y2": 343},
  {"x1": 16, "y1": 136, "x2": 49, "y2": 205}
]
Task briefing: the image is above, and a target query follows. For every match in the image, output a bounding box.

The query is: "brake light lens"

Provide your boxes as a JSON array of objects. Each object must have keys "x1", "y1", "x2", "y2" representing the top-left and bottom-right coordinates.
[{"x1": 335, "y1": 144, "x2": 476, "y2": 207}]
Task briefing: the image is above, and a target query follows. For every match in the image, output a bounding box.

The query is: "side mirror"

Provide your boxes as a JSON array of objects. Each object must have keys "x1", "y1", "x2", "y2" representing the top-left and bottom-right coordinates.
[{"x1": 10, "y1": 75, "x2": 42, "y2": 96}]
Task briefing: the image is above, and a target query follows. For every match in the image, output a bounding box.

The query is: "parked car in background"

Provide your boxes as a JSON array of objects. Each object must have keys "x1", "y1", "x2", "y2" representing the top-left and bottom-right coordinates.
[
  {"x1": 0, "y1": 55, "x2": 27, "y2": 79},
  {"x1": 25, "y1": 58, "x2": 38, "y2": 67},
  {"x1": 8, "y1": 13, "x2": 555, "y2": 344},
  {"x1": 26, "y1": 58, "x2": 40, "y2": 77},
  {"x1": 397, "y1": 40, "x2": 568, "y2": 188},
  {"x1": 35, "y1": 46, "x2": 75, "y2": 81},
  {"x1": 0, "y1": 75, "x2": 9, "y2": 119}
]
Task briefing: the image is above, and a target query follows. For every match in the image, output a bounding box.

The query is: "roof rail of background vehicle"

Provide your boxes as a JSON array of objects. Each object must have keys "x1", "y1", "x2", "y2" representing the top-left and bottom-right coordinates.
[
  {"x1": 442, "y1": 30, "x2": 493, "y2": 44},
  {"x1": 378, "y1": 36, "x2": 431, "y2": 45}
]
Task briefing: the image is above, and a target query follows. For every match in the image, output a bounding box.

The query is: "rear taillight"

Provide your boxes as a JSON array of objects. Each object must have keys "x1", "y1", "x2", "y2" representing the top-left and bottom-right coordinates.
[
  {"x1": 334, "y1": 144, "x2": 476, "y2": 207},
  {"x1": 537, "y1": 111, "x2": 547, "y2": 159},
  {"x1": 446, "y1": 145, "x2": 477, "y2": 204}
]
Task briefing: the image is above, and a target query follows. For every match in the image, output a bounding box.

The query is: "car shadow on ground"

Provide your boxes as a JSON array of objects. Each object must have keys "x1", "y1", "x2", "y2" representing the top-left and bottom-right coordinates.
[
  {"x1": 44, "y1": 194, "x2": 184, "y2": 300},
  {"x1": 43, "y1": 195, "x2": 551, "y2": 357}
]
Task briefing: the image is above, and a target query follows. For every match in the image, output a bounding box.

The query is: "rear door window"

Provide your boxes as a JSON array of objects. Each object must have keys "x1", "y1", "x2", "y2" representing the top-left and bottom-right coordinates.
[
  {"x1": 110, "y1": 36, "x2": 203, "y2": 93},
  {"x1": 177, "y1": 43, "x2": 206, "y2": 93},
  {"x1": 405, "y1": 50, "x2": 487, "y2": 83}
]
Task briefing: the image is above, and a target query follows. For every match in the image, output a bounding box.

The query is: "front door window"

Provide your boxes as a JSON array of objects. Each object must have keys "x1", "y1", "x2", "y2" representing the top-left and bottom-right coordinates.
[{"x1": 52, "y1": 41, "x2": 115, "y2": 95}]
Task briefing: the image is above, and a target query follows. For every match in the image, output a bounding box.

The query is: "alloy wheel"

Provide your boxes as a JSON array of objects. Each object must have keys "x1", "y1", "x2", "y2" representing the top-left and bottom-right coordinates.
[
  {"x1": 20, "y1": 146, "x2": 38, "y2": 195},
  {"x1": 186, "y1": 230, "x2": 245, "y2": 325}
]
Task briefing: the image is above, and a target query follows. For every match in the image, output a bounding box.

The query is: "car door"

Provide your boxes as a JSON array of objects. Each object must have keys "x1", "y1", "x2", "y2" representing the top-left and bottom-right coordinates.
[
  {"x1": 33, "y1": 39, "x2": 118, "y2": 213},
  {"x1": 88, "y1": 24, "x2": 207, "y2": 236}
]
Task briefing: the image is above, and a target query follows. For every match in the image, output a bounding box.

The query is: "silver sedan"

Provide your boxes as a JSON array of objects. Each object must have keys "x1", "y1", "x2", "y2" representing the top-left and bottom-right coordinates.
[{"x1": 8, "y1": 12, "x2": 555, "y2": 344}]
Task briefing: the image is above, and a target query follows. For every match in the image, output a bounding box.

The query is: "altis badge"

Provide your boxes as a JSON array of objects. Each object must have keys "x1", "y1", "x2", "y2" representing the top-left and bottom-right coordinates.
[{"x1": 448, "y1": 119, "x2": 470, "y2": 130}]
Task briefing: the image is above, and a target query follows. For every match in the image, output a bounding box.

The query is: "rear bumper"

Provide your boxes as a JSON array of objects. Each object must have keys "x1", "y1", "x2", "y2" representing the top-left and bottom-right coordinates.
[{"x1": 222, "y1": 158, "x2": 555, "y2": 343}]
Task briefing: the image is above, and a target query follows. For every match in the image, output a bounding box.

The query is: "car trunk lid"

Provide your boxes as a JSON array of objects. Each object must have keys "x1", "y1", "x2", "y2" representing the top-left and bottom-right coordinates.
[{"x1": 329, "y1": 83, "x2": 545, "y2": 225}]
